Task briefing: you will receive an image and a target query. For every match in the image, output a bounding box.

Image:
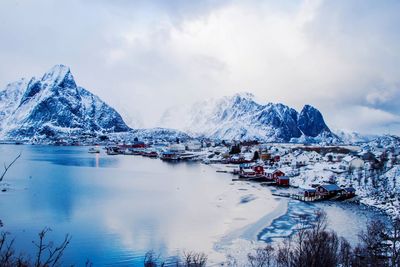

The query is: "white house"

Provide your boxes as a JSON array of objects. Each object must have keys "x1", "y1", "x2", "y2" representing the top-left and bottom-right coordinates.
[
  {"x1": 168, "y1": 143, "x2": 186, "y2": 153},
  {"x1": 341, "y1": 156, "x2": 365, "y2": 170},
  {"x1": 307, "y1": 151, "x2": 323, "y2": 163},
  {"x1": 185, "y1": 140, "x2": 202, "y2": 151},
  {"x1": 292, "y1": 153, "x2": 310, "y2": 167},
  {"x1": 324, "y1": 153, "x2": 342, "y2": 162}
]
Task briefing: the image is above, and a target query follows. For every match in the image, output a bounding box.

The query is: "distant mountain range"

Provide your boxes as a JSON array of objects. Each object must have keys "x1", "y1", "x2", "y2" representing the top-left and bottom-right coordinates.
[
  {"x1": 159, "y1": 93, "x2": 340, "y2": 143},
  {"x1": 0, "y1": 65, "x2": 378, "y2": 144}
]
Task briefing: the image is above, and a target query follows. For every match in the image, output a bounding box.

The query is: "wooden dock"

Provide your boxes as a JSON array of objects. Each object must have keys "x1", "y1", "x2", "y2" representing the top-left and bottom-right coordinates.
[
  {"x1": 271, "y1": 192, "x2": 321, "y2": 202},
  {"x1": 272, "y1": 192, "x2": 291, "y2": 198}
]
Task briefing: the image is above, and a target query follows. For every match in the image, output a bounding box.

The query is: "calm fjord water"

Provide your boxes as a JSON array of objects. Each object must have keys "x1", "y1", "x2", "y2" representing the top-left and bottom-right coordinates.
[
  {"x1": 0, "y1": 145, "x2": 280, "y2": 265},
  {"x1": 0, "y1": 145, "x2": 386, "y2": 266}
]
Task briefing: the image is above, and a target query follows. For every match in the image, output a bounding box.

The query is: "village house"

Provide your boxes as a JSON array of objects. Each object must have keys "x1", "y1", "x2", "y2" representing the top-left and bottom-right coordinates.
[
  {"x1": 342, "y1": 187, "x2": 356, "y2": 198},
  {"x1": 340, "y1": 156, "x2": 365, "y2": 170},
  {"x1": 275, "y1": 176, "x2": 290, "y2": 186},
  {"x1": 324, "y1": 153, "x2": 342, "y2": 162},
  {"x1": 303, "y1": 188, "x2": 317, "y2": 198},
  {"x1": 307, "y1": 151, "x2": 323, "y2": 163},
  {"x1": 292, "y1": 153, "x2": 310, "y2": 167},
  {"x1": 239, "y1": 168, "x2": 256, "y2": 178},
  {"x1": 265, "y1": 169, "x2": 285, "y2": 180},
  {"x1": 252, "y1": 165, "x2": 265, "y2": 176},
  {"x1": 185, "y1": 140, "x2": 202, "y2": 151},
  {"x1": 358, "y1": 151, "x2": 377, "y2": 162},
  {"x1": 316, "y1": 184, "x2": 342, "y2": 198}
]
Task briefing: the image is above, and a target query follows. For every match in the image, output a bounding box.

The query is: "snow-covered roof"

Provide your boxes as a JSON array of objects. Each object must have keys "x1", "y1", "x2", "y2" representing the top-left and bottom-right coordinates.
[
  {"x1": 342, "y1": 155, "x2": 354, "y2": 163},
  {"x1": 344, "y1": 187, "x2": 356, "y2": 192},
  {"x1": 319, "y1": 184, "x2": 341, "y2": 192}
]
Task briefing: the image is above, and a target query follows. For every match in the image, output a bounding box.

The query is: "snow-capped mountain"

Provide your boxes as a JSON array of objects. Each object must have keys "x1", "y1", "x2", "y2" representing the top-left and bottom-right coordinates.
[
  {"x1": 0, "y1": 65, "x2": 130, "y2": 140},
  {"x1": 159, "y1": 93, "x2": 339, "y2": 143}
]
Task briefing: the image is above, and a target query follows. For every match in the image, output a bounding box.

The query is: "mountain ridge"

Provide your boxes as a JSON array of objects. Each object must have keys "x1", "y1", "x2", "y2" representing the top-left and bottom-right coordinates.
[{"x1": 159, "y1": 93, "x2": 340, "y2": 143}]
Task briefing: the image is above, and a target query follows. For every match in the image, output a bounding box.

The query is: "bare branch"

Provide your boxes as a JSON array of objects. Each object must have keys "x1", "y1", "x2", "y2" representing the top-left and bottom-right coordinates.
[{"x1": 0, "y1": 153, "x2": 21, "y2": 182}]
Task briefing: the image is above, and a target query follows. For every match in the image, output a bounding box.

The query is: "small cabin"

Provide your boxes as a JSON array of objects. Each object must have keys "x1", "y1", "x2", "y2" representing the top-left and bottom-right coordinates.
[
  {"x1": 132, "y1": 141, "x2": 147, "y2": 148},
  {"x1": 261, "y1": 153, "x2": 271, "y2": 161},
  {"x1": 185, "y1": 141, "x2": 202, "y2": 151},
  {"x1": 316, "y1": 184, "x2": 342, "y2": 198},
  {"x1": 342, "y1": 187, "x2": 356, "y2": 198},
  {"x1": 359, "y1": 151, "x2": 377, "y2": 162},
  {"x1": 160, "y1": 151, "x2": 179, "y2": 161},
  {"x1": 304, "y1": 189, "x2": 316, "y2": 198},
  {"x1": 273, "y1": 170, "x2": 285, "y2": 179},
  {"x1": 239, "y1": 163, "x2": 253, "y2": 173},
  {"x1": 294, "y1": 154, "x2": 310, "y2": 167},
  {"x1": 252, "y1": 165, "x2": 265, "y2": 175},
  {"x1": 276, "y1": 176, "x2": 290, "y2": 186},
  {"x1": 265, "y1": 169, "x2": 285, "y2": 180},
  {"x1": 341, "y1": 156, "x2": 365, "y2": 170},
  {"x1": 273, "y1": 155, "x2": 281, "y2": 162}
]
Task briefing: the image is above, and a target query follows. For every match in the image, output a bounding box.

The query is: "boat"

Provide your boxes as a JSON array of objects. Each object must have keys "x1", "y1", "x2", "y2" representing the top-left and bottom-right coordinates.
[
  {"x1": 142, "y1": 150, "x2": 158, "y2": 158},
  {"x1": 160, "y1": 151, "x2": 180, "y2": 161},
  {"x1": 88, "y1": 147, "x2": 100, "y2": 154},
  {"x1": 178, "y1": 152, "x2": 197, "y2": 161},
  {"x1": 123, "y1": 149, "x2": 135, "y2": 155},
  {"x1": 106, "y1": 147, "x2": 119, "y2": 155}
]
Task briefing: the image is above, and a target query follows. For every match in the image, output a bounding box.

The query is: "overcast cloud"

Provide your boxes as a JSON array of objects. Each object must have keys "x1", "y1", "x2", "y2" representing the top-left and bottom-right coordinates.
[{"x1": 1, "y1": 0, "x2": 400, "y2": 134}]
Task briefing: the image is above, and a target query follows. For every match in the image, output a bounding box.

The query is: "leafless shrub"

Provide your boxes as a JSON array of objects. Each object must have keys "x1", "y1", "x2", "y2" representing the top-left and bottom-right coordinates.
[
  {"x1": 33, "y1": 227, "x2": 71, "y2": 267},
  {"x1": 144, "y1": 251, "x2": 163, "y2": 267},
  {"x1": 338, "y1": 237, "x2": 352, "y2": 267},
  {"x1": 276, "y1": 238, "x2": 293, "y2": 267},
  {"x1": 181, "y1": 251, "x2": 207, "y2": 267},
  {"x1": 247, "y1": 245, "x2": 275, "y2": 267},
  {"x1": 1, "y1": 227, "x2": 71, "y2": 267},
  {"x1": 357, "y1": 219, "x2": 390, "y2": 266}
]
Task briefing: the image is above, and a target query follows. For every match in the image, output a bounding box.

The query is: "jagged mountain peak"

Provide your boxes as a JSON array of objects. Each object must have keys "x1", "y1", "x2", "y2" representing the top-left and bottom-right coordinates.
[
  {"x1": 0, "y1": 65, "x2": 131, "y2": 140},
  {"x1": 298, "y1": 104, "x2": 329, "y2": 137},
  {"x1": 42, "y1": 64, "x2": 70, "y2": 81},
  {"x1": 41, "y1": 64, "x2": 76, "y2": 89},
  {"x1": 300, "y1": 104, "x2": 321, "y2": 114},
  {"x1": 231, "y1": 92, "x2": 255, "y2": 100}
]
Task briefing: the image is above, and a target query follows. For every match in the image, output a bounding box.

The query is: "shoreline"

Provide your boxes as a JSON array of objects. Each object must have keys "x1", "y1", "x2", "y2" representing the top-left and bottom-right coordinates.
[
  {"x1": 217, "y1": 197, "x2": 288, "y2": 245},
  {"x1": 209, "y1": 194, "x2": 289, "y2": 265}
]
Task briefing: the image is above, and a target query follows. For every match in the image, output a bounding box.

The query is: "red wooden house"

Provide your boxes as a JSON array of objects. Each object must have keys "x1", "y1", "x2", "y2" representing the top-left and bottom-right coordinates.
[
  {"x1": 276, "y1": 176, "x2": 290, "y2": 186},
  {"x1": 273, "y1": 155, "x2": 281, "y2": 162},
  {"x1": 119, "y1": 141, "x2": 147, "y2": 149},
  {"x1": 265, "y1": 169, "x2": 285, "y2": 180},
  {"x1": 252, "y1": 165, "x2": 265, "y2": 175}
]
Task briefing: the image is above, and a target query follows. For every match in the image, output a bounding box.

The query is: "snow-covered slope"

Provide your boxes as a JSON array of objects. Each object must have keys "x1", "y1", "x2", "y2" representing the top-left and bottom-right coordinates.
[
  {"x1": 159, "y1": 93, "x2": 339, "y2": 143},
  {"x1": 334, "y1": 129, "x2": 377, "y2": 144},
  {"x1": 132, "y1": 128, "x2": 191, "y2": 141},
  {"x1": 0, "y1": 65, "x2": 130, "y2": 140}
]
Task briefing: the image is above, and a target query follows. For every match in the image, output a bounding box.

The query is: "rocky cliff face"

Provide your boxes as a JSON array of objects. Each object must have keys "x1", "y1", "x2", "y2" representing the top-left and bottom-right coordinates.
[{"x1": 298, "y1": 105, "x2": 330, "y2": 137}]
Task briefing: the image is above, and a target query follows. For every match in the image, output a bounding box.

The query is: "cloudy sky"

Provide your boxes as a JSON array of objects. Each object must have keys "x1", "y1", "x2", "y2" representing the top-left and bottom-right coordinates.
[{"x1": 1, "y1": 0, "x2": 400, "y2": 134}]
